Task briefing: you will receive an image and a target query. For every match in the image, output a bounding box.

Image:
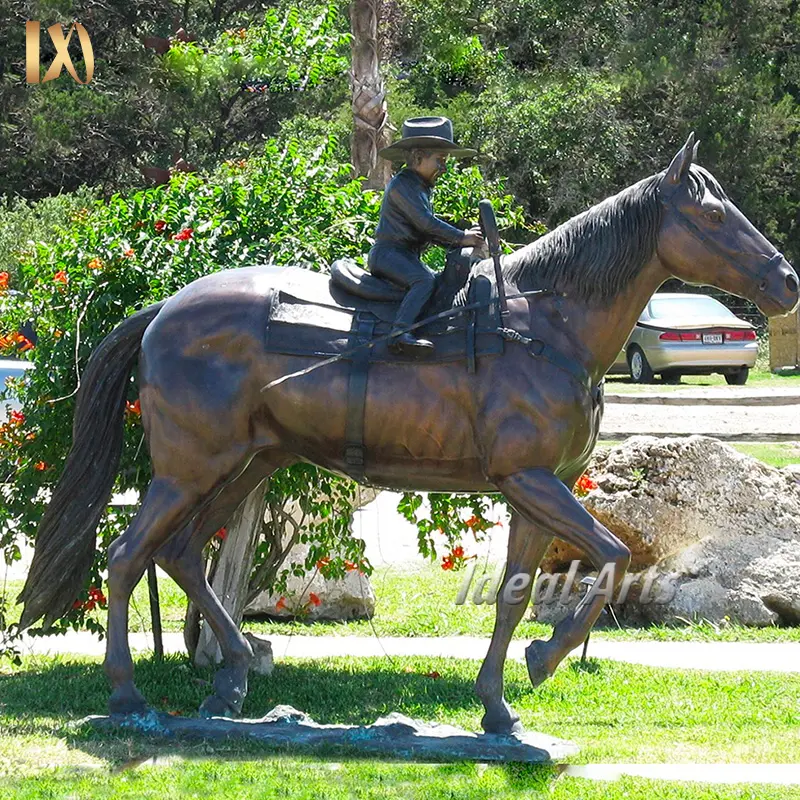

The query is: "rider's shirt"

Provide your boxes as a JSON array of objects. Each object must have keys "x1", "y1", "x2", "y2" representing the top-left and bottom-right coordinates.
[{"x1": 374, "y1": 168, "x2": 464, "y2": 256}]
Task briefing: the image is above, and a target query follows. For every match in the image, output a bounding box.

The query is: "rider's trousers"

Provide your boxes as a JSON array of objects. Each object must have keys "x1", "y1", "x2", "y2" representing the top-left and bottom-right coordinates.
[{"x1": 368, "y1": 243, "x2": 436, "y2": 333}]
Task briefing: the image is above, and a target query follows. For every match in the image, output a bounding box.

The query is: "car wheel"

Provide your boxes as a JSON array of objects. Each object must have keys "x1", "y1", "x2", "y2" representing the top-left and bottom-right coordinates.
[
  {"x1": 725, "y1": 367, "x2": 749, "y2": 386},
  {"x1": 627, "y1": 346, "x2": 654, "y2": 384}
]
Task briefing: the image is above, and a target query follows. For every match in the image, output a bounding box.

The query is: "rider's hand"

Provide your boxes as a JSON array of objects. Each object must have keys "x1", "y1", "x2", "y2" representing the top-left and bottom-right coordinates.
[{"x1": 462, "y1": 226, "x2": 485, "y2": 248}]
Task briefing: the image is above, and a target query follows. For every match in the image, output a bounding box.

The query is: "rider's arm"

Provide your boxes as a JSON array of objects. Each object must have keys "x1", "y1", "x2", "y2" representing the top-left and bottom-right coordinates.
[{"x1": 390, "y1": 177, "x2": 466, "y2": 247}]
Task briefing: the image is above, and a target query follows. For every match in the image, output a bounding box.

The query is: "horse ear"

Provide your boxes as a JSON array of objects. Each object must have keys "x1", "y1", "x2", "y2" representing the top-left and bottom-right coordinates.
[{"x1": 664, "y1": 132, "x2": 696, "y2": 186}]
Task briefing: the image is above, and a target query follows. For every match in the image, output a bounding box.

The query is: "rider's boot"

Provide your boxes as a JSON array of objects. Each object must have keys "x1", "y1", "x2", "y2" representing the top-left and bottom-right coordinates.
[{"x1": 388, "y1": 329, "x2": 435, "y2": 358}]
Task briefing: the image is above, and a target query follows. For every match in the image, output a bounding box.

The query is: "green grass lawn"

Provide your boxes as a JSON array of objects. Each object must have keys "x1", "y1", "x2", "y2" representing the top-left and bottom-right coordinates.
[
  {"x1": 605, "y1": 366, "x2": 800, "y2": 392},
  {"x1": 1, "y1": 653, "x2": 798, "y2": 798}
]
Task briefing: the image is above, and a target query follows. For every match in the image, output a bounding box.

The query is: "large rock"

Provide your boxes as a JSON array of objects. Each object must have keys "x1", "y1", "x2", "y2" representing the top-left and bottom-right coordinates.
[
  {"x1": 244, "y1": 542, "x2": 376, "y2": 621},
  {"x1": 538, "y1": 436, "x2": 800, "y2": 626}
]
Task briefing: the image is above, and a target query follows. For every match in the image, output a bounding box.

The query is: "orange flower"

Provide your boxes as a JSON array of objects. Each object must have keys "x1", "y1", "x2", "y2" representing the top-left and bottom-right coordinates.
[
  {"x1": 275, "y1": 596, "x2": 287, "y2": 611},
  {"x1": 0, "y1": 271, "x2": 9, "y2": 291},
  {"x1": 174, "y1": 228, "x2": 193, "y2": 242},
  {"x1": 154, "y1": 220, "x2": 167, "y2": 232},
  {"x1": 125, "y1": 399, "x2": 141, "y2": 415},
  {"x1": 123, "y1": 248, "x2": 135, "y2": 258},
  {"x1": 452, "y1": 545, "x2": 464, "y2": 558},
  {"x1": 9, "y1": 410, "x2": 24, "y2": 426},
  {"x1": 87, "y1": 257, "x2": 104, "y2": 270},
  {"x1": 34, "y1": 461, "x2": 48, "y2": 471},
  {"x1": 214, "y1": 527, "x2": 227, "y2": 541},
  {"x1": 53, "y1": 329, "x2": 63, "y2": 338},
  {"x1": 464, "y1": 515, "x2": 481, "y2": 529},
  {"x1": 2, "y1": 331, "x2": 34, "y2": 352},
  {"x1": 88, "y1": 586, "x2": 106, "y2": 606},
  {"x1": 574, "y1": 472, "x2": 598, "y2": 497},
  {"x1": 309, "y1": 592, "x2": 321, "y2": 607},
  {"x1": 53, "y1": 270, "x2": 68, "y2": 285},
  {"x1": 316, "y1": 557, "x2": 331, "y2": 571},
  {"x1": 441, "y1": 556, "x2": 454, "y2": 571},
  {"x1": 344, "y1": 560, "x2": 358, "y2": 572}
]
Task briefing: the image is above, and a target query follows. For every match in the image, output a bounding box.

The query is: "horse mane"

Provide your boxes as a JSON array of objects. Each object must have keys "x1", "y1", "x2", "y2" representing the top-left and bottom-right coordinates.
[{"x1": 489, "y1": 173, "x2": 664, "y2": 307}]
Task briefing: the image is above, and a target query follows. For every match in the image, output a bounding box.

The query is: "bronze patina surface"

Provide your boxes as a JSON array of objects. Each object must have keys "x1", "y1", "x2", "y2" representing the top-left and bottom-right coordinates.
[{"x1": 18, "y1": 136, "x2": 800, "y2": 734}]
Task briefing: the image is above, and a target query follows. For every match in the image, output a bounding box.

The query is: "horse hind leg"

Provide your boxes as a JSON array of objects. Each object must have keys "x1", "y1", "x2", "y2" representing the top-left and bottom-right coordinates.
[
  {"x1": 105, "y1": 475, "x2": 208, "y2": 714},
  {"x1": 154, "y1": 451, "x2": 291, "y2": 718}
]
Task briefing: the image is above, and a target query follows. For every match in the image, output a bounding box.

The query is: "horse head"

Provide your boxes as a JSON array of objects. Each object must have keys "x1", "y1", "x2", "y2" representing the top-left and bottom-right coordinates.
[{"x1": 656, "y1": 133, "x2": 799, "y2": 317}]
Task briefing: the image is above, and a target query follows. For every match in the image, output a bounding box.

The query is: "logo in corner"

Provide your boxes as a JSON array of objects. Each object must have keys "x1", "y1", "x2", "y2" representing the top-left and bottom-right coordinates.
[{"x1": 26, "y1": 21, "x2": 94, "y2": 84}]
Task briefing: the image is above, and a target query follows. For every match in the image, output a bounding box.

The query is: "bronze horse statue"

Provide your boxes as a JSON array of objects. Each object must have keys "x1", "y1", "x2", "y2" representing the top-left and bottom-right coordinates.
[{"x1": 18, "y1": 135, "x2": 799, "y2": 734}]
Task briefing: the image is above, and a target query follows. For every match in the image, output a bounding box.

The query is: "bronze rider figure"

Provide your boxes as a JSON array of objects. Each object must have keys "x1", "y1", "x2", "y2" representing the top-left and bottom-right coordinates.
[{"x1": 369, "y1": 116, "x2": 485, "y2": 358}]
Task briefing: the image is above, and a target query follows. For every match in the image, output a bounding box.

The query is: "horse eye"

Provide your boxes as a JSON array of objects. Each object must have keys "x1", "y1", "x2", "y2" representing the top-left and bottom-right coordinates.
[{"x1": 704, "y1": 208, "x2": 725, "y2": 224}]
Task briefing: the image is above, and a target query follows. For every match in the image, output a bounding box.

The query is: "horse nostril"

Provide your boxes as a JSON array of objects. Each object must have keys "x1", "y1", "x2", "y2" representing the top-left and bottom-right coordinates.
[
  {"x1": 759, "y1": 280, "x2": 768, "y2": 292},
  {"x1": 787, "y1": 273, "x2": 799, "y2": 294}
]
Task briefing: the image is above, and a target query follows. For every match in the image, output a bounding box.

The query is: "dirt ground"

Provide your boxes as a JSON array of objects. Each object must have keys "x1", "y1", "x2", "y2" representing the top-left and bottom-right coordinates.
[{"x1": 600, "y1": 402, "x2": 800, "y2": 438}]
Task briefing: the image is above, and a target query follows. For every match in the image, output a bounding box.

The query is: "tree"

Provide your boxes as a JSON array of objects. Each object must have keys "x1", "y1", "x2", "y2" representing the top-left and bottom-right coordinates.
[
  {"x1": 349, "y1": 0, "x2": 392, "y2": 188},
  {"x1": 0, "y1": 1, "x2": 350, "y2": 199}
]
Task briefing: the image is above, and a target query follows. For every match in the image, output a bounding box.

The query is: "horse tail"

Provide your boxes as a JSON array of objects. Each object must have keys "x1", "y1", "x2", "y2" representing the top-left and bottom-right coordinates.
[{"x1": 17, "y1": 300, "x2": 167, "y2": 630}]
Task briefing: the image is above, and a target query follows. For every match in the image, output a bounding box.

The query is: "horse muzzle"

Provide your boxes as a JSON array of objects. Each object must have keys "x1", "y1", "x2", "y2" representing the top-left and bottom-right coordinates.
[{"x1": 756, "y1": 256, "x2": 800, "y2": 316}]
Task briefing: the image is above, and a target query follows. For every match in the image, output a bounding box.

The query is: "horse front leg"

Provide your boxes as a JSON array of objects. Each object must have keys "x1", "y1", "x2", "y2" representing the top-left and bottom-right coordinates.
[
  {"x1": 498, "y1": 468, "x2": 630, "y2": 688},
  {"x1": 475, "y1": 511, "x2": 552, "y2": 734}
]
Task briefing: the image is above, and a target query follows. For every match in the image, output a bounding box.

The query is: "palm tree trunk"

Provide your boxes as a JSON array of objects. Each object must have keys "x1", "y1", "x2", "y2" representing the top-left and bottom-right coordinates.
[{"x1": 350, "y1": 0, "x2": 392, "y2": 189}]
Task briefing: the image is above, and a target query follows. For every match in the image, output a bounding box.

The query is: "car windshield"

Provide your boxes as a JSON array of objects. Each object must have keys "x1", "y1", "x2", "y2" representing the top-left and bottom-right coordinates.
[{"x1": 648, "y1": 296, "x2": 736, "y2": 319}]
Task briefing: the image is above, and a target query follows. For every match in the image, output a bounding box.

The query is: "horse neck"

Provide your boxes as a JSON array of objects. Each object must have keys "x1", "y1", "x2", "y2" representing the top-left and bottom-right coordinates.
[{"x1": 553, "y1": 254, "x2": 670, "y2": 383}]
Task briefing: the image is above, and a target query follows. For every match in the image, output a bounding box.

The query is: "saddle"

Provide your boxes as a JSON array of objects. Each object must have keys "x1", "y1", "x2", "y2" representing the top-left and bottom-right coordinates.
[
  {"x1": 263, "y1": 253, "x2": 504, "y2": 367},
  {"x1": 262, "y1": 254, "x2": 505, "y2": 482}
]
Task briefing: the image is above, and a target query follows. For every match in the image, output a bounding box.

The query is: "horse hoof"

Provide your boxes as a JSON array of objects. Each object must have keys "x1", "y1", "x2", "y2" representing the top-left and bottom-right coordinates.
[
  {"x1": 480, "y1": 699, "x2": 524, "y2": 736},
  {"x1": 199, "y1": 694, "x2": 240, "y2": 719},
  {"x1": 109, "y1": 683, "x2": 149, "y2": 716},
  {"x1": 525, "y1": 640, "x2": 554, "y2": 688}
]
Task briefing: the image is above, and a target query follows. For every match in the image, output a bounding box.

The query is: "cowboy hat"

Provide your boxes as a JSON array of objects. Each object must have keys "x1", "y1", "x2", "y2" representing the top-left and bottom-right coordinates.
[{"x1": 378, "y1": 116, "x2": 477, "y2": 161}]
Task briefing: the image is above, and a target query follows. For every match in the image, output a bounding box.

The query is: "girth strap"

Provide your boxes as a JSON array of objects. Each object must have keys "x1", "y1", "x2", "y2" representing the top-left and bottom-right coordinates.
[
  {"x1": 497, "y1": 327, "x2": 593, "y2": 393},
  {"x1": 344, "y1": 313, "x2": 377, "y2": 481}
]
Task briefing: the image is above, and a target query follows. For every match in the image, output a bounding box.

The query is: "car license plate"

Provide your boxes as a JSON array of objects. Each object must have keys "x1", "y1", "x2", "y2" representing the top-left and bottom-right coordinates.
[{"x1": 702, "y1": 333, "x2": 723, "y2": 345}]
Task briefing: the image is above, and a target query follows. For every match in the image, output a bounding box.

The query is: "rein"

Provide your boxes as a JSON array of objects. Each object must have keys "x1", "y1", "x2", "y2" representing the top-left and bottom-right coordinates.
[{"x1": 260, "y1": 287, "x2": 589, "y2": 391}]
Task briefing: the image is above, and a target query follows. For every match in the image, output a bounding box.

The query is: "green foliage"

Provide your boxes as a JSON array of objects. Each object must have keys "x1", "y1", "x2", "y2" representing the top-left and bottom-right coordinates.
[
  {"x1": 397, "y1": 491, "x2": 503, "y2": 568},
  {"x1": 0, "y1": 188, "x2": 98, "y2": 280},
  {"x1": 458, "y1": 72, "x2": 637, "y2": 223},
  {"x1": 390, "y1": 0, "x2": 800, "y2": 263},
  {"x1": 0, "y1": 1, "x2": 350, "y2": 199},
  {"x1": 159, "y1": 4, "x2": 350, "y2": 159}
]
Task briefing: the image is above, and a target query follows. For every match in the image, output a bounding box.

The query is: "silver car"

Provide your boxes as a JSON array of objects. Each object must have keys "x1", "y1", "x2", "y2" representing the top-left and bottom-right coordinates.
[{"x1": 609, "y1": 294, "x2": 758, "y2": 384}]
